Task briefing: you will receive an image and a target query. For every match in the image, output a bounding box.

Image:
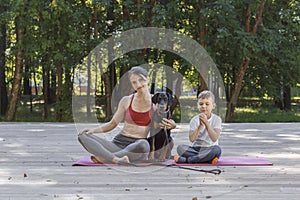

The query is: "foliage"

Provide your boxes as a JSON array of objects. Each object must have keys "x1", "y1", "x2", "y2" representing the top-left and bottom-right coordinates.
[{"x1": 0, "y1": 0, "x2": 299, "y2": 122}]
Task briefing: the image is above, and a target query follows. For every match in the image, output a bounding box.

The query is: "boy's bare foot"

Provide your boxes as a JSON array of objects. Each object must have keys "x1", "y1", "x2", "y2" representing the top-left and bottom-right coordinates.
[{"x1": 91, "y1": 155, "x2": 104, "y2": 164}]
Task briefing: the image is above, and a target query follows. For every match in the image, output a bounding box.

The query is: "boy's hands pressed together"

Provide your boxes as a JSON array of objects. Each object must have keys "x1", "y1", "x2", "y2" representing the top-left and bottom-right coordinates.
[
  {"x1": 199, "y1": 113, "x2": 208, "y2": 126},
  {"x1": 189, "y1": 114, "x2": 205, "y2": 142}
]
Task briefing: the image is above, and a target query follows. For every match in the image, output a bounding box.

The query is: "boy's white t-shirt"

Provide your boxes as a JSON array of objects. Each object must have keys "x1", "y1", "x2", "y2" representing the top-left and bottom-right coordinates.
[{"x1": 189, "y1": 113, "x2": 222, "y2": 147}]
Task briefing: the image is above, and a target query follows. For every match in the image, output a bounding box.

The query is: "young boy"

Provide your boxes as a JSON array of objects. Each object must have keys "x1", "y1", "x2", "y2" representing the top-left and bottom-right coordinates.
[{"x1": 174, "y1": 90, "x2": 222, "y2": 164}]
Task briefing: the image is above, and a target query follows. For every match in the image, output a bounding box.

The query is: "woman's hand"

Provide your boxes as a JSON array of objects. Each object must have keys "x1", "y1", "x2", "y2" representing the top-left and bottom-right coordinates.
[
  {"x1": 160, "y1": 118, "x2": 176, "y2": 130},
  {"x1": 79, "y1": 128, "x2": 93, "y2": 134}
]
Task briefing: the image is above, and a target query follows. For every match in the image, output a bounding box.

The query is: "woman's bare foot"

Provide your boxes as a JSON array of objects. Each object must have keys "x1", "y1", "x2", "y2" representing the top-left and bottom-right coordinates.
[
  {"x1": 91, "y1": 155, "x2": 105, "y2": 164},
  {"x1": 113, "y1": 156, "x2": 130, "y2": 164}
]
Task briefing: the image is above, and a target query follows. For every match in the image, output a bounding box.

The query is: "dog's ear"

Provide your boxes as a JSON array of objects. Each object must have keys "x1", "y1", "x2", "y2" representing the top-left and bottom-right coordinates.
[
  {"x1": 167, "y1": 93, "x2": 173, "y2": 105},
  {"x1": 152, "y1": 93, "x2": 159, "y2": 104}
]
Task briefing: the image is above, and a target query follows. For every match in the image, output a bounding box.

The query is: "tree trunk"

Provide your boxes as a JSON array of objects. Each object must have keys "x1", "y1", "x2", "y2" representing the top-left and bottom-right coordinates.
[
  {"x1": 170, "y1": 75, "x2": 183, "y2": 114},
  {"x1": 196, "y1": 0, "x2": 208, "y2": 94},
  {"x1": 197, "y1": 0, "x2": 207, "y2": 48},
  {"x1": 33, "y1": 71, "x2": 39, "y2": 96},
  {"x1": 63, "y1": 65, "x2": 73, "y2": 119},
  {"x1": 42, "y1": 64, "x2": 49, "y2": 119},
  {"x1": 225, "y1": 59, "x2": 250, "y2": 121},
  {"x1": 106, "y1": 0, "x2": 116, "y2": 119},
  {"x1": 122, "y1": 0, "x2": 130, "y2": 24},
  {"x1": 283, "y1": 86, "x2": 291, "y2": 111},
  {"x1": 55, "y1": 60, "x2": 63, "y2": 121},
  {"x1": 5, "y1": 16, "x2": 24, "y2": 121},
  {"x1": 33, "y1": 69, "x2": 38, "y2": 95},
  {"x1": 199, "y1": 74, "x2": 208, "y2": 93},
  {"x1": 49, "y1": 67, "x2": 56, "y2": 104},
  {"x1": 165, "y1": 51, "x2": 175, "y2": 94},
  {"x1": 24, "y1": 61, "x2": 32, "y2": 112},
  {"x1": 102, "y1": 72, "x2": 111, "y2": 120},
  {"x1": 225, "y1": 1, "x2": 265, "y2": 122},
  {"x1": 86, "y1": 53, "x2": 91, "y2": 119},
  {"x1": 0, "y1": 23, "x2": 8, "y2": 116},
  {"x1": 150, "y1": 69, "x2": 157, "y2": 94},
  {"x1": 23, "y1": 62, "x2": 31, "y2": 95},
  {"x1": 279, "y1": 86, "x2": 291, "y2": 111}
]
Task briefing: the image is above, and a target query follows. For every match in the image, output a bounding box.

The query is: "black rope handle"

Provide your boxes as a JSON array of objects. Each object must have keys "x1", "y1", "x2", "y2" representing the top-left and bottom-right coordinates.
[
  {"x1": 117, "y1": 161, "x2": 222, "y2": 175},
  {"x1": 168, "y1": 165, "x2": 222, "y2": 175}
]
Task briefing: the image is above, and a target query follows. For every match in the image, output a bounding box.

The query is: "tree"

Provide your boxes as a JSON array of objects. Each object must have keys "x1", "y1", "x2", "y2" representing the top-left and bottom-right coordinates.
[
  {"x1": 224, "y1": 1, "x2": 266, "y2": 121},
  {"x1": 5, "y1": 2, "x2": 26, "y2": 121},
  {"x1": 260, "y1": 0, "x2": 300, "y2": 110},
  {"x1": 1, "y1": 0, "x2": 299, "y2": 122},
  {"x1": 0, "y1": 0, "x2": 10, "y2": 116},
  {"x1": 37, "y1": 0, "x2": 94, "y2": 121},
  {"x1": 0, "y1": 20, "x2": 8, "y2": 116}
]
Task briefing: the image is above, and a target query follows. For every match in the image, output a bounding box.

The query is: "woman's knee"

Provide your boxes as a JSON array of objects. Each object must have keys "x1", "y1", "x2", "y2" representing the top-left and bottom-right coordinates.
[
  {"x1": 137, "y1": 139, "x2": 150, "y2": 153},
  {"x1": 78, "y1": 133, "x2": 90, "y2": 145},
  {"x1": 78, "y1": 133, "x2": 92, "y2": 151}
]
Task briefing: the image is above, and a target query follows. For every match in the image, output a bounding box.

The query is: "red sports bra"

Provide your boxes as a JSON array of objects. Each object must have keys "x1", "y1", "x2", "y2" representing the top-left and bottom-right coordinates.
[{"x1": 124, "y1": 94, "x2": 154, "y2": 126}]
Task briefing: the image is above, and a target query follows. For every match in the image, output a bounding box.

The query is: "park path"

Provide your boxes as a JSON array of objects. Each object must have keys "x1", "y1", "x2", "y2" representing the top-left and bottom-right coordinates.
[{"x1": 0, "y1": 122, "x2": 299, "y2": 200}]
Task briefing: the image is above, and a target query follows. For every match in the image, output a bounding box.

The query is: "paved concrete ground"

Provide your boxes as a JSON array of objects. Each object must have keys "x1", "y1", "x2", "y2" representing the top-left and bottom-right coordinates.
[{"x1": 0, "y1": 122, "x2": 299, "y2": 200}]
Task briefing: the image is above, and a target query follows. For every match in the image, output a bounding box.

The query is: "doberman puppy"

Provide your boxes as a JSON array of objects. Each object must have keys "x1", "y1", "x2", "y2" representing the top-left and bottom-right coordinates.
[{"x1": 148, "y1": 92, "x2": 174, "y2": 161}]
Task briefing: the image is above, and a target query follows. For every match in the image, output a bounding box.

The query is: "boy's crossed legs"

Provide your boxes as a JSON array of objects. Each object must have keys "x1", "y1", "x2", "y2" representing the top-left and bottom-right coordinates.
[{"x1": 175, "y1": 144, "x2": 221, "y2": 164}]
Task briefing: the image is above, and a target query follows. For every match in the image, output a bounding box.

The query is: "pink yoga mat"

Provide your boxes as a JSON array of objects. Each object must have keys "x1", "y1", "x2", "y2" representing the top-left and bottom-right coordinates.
[{"x1": 72, "y1": 157, "x2": 273, "y2": 166}]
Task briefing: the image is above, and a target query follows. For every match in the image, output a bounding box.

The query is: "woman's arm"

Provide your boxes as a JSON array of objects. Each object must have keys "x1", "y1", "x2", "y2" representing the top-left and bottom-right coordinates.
[
  {"x1": 87, "y1": 120, "x2": 118, "y2": 134},
  {"x1": 81, "y1": 96, "x2": 129, "y2": 134}
]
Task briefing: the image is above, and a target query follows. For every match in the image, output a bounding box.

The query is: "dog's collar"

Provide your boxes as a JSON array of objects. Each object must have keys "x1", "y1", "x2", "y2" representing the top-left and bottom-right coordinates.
[{"x1": 157, "y1": 109, "x2": 170, "y2": 119}]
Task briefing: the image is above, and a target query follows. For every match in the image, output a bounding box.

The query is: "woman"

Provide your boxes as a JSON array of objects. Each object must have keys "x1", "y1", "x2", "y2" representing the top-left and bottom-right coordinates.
[{"x1": 78, "y1": 66, "x2": 176, "y2": 164}]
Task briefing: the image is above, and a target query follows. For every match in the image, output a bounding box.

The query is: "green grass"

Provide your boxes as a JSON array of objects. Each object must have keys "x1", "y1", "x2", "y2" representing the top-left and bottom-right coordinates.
[
  {"x1": 12, "y1": 103, "x2": 74, "y2": 122},
  {"x1": 1, "y1": 96, "x2": 299, "y2": 123},
  {"x1": 232, "y1": 106, "x2": 300, "y2": 122},
  {"x1": 231, "y1": 97, "x2": 300, "y2": 122},
  {"x1": 172, "y1": 97, "x2": 300, "y2": 123}
]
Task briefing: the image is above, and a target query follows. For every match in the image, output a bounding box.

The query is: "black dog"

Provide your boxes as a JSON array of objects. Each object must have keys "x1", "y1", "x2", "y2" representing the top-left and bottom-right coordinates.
[{"x1": 148, "y1": 92, "x2": 174, "y2": 161}]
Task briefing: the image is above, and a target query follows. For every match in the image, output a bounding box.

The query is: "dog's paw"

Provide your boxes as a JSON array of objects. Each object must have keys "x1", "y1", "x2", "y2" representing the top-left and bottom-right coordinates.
[
  {"x1": 157, "y1": 157, "x2": 166, "y2": 162},
  {"x1": 148, "y1": 153, "x2": 155, "y2": 161}
]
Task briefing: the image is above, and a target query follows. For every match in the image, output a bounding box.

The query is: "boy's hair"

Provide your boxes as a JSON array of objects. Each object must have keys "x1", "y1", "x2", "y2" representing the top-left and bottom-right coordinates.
[{"x1": 198, "y1": 90, "x2": 215, "y2": 103}]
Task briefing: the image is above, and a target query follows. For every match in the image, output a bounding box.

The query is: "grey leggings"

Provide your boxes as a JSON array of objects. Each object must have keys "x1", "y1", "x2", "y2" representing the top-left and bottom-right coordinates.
[
  {"x1": 177, "y1": 144, "x2": 221, "y2": 163},
  {"x1": 78, "y1": 133, "x2": 150, "y2": 163}
]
